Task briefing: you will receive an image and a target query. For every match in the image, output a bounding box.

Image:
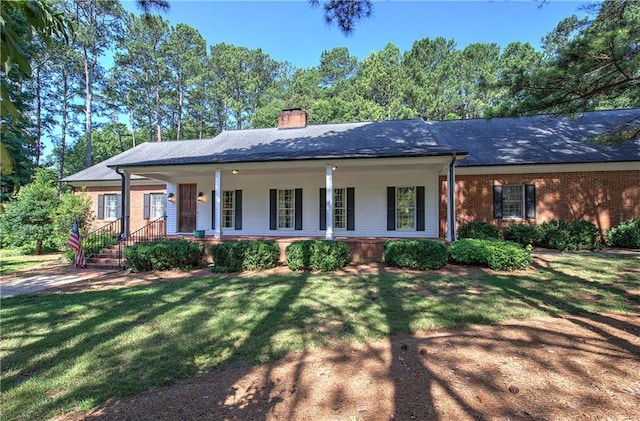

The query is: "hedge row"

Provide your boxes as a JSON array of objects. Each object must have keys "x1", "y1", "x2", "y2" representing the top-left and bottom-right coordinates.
[
  {"x1": 125, "y1": 239, "x2": 205, "y2": 272},
  {"x1": 209, "y1": 240, "x2": 280, "y2": 273},
  {"x1": 460, "y1": 219, "x2": 640, "y2": 251}
]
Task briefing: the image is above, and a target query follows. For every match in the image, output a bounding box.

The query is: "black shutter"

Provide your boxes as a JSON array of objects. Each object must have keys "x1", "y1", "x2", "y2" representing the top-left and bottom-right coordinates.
[
  {"x1": 347, "y1": 187, "x2": 355, "y2": 231},
  {"x1": 387, "y1": 187, "x2": 396, "y2": 231},
  {"x1": 143, "y1": 194, "x2": 150, "y2": 220},
  {"x1": 416, "y1": 186, "x2": 425, "y2": 231},
  {"x1": 97, "y1": 194, "x2": 104, "y2": 220},
  {"x1": 319, "y1": 188, "x2": 326, "y2": 230},
  {"x1": 525, "y1": 184, "x2": 536, "y2": 219},
  {"x1": 211, "y1": 190, "x2": 215, "y2": 229},
  {"x1": 493, "y1": 185, "x2": 503, "y2": 219},
  {"x1": 269, "y1": 189, "x2": 277, "y2": 230},
  {"x1": 116, "y1": 194, "x2": 122, "y2": 218},
  {"x1": 235, "y1": 190, "x2": 243, "y2": 230},
  {"x1": 295, "y1": 188, "x2": 303, "y2": 230}
]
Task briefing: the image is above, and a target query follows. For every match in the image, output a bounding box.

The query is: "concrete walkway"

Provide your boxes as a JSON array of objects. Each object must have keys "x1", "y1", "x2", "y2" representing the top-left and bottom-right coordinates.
[{"x1": 0, "y1": 268, "x2": 117, "y2": 299}]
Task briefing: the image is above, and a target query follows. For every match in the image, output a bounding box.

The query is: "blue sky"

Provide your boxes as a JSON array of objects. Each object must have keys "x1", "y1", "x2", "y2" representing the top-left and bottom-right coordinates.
[{"x1": 123, "y1": 0, "x2": 588, "y2": 68}]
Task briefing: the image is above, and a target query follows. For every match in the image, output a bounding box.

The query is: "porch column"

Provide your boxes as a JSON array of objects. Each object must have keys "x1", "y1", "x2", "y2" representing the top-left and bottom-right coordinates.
[
  {"x1": 214, "y1": 169, "x2": 222, "y2": 239},
  {"x1": 446, "y1": 157, "x2": 457, "y2": 242},
  {"x1": 123, "y1": 170, "x2": 131, "y2": 237},
  {"x1": 325, "y1": 165, "x2": 334, "y2": 240}
]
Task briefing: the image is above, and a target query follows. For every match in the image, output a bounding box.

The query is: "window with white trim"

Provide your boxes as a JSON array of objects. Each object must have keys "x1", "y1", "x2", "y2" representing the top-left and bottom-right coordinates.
[
  {"x1": 222, "y1": 190, "x2": 235, "y2": 228},
  {"x1": 278, "y1": 189, "x2": 295, "y2": 229},
  {"x1": 104, "y1": 194, "x2": 119, "y2": 220},
  {"x1": 502, "y1": 185, "x2": 524, "y2": 219},
  {"x1": 150, "y1": 193, "x2": 166, "y2": 220},
  {"x1": 333, "y1": 188, "x2": 346, "y2": 229},
  {"x1": 396, "y1": 187, "x2": 416, "y2": 229}
]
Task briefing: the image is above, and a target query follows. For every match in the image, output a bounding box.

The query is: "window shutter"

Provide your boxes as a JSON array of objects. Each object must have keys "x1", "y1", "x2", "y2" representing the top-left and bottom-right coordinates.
[
  {"x1": 493, "y1": 185, "x2": 503, "y2": 219},
  {"x1": 387, "y1": 187, "x2": 396, "y2": 231},
  {"x1": 319, "y1": 188, "x2": 326, "y2": 230},
  {"x1": 295, "y1": 188, "x2": 303, "y2": 230},
  {"x1": 211, "y1": 190, "x2": 215, "y2": 229},
  {"x1": 116, "y1": 194, "x2": 123, "y2": 218},
  {"x1": 143, "y1": 194, "x2": 150, "y2": 220},
  {"x1": 416, "y1": 186, "x2": 425, "y2": 231},
  {"x1": 525, "y1": 184, "x2": 536, "y2": 219},
  {"x1": 347, "y1": 187, "x2": 355, "y2": 231},
  {"x1": 97, "y1": 195, "x2": 104, "y2": 220},
  {"x1": 269, "y1": 189, "x2": 277, "y2": 230},
  {"x1": 235, "y1": 190, "x2": 243, "y2": 230}
]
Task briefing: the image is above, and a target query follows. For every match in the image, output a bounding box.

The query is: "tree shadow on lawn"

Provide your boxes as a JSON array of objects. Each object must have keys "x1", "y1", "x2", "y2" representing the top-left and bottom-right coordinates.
[{"x1": 3, "y1": 255, "x2": 639, "y2": 420}]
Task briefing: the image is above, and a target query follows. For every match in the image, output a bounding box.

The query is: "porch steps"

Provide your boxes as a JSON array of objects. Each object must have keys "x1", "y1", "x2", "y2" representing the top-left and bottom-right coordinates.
[{"x1": 84, "y1": 245, "x2": 122, "y2": 270}]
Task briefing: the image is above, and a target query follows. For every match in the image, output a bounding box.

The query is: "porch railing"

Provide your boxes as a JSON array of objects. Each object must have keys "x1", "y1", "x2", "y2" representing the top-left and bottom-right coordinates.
[
  {"x1": 82, "y1": 219, "x2": 122, "y2": 259},
  {"x1": 118, "y1": 217, "x2": 167, "y2": 267}
]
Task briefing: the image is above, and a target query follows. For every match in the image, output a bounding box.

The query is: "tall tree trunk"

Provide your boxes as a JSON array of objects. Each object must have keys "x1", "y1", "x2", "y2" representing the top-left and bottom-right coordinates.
[
  {"x1": 35, "y1": 66, "x2": 42, "y2": 166},
  {"x1": 83, "y1": 49, "x2": 93, "y2": 168},
  {"x1": 176, "y1": 87, "x2": 183, "y2": 140},
  {"x1": 130, "y1": 108, "x2": 136, "y2": 147},
  {"x1": 58, "y1": 74, "x2": 68, "y2": 192},
  {"x1": 155, "y1": 81, "x2": 162, "y2": 141}
]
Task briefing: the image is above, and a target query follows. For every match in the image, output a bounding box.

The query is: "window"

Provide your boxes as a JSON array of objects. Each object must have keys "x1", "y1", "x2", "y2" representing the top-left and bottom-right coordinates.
[
  {"x1": 502, "y1": 185, "x2": 524, "y2": 219},
  {"x1": 222, "y1": 190, "x2": 235, "y2": 228},
  {"x1": 493, "y1": 184, "x2": 536, "y2": 219},
  {"x1": 333, "y1": 188, "x2": 346, "y2": 229},
  {"x1": 278, "y1": 189, "x2": 295, "y2": 229},
  {"x1": 150, "y1": 193, "x2": 165, "y2": 219},
  {"x1": 396, "y1": 187, "x2": 416, "y2": 229},
  {"x1": 104, "y1": 194, "x2": 119, "y2": 219}
]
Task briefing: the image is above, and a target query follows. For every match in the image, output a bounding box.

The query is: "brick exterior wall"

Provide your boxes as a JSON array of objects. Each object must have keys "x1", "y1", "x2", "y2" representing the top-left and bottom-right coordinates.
[
  {"x1": 439, "y1": 170, "x2": 640, "y2": 237},
  {"x1": 78, "y1": 184, "x2": 166, "y2": 232}
]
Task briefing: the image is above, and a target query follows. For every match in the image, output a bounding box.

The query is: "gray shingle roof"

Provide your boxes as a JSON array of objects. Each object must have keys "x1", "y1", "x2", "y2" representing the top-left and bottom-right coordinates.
[
  {"x1": 62, "y1": 108, "x2": 640, "y2": 183},
  {"x1": 429, "y1": 108, "x2": 640, "y2": 167}
]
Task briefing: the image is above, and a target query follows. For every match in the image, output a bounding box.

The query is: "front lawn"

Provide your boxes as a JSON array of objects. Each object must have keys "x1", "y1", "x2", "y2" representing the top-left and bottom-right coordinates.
[
  {"x1": 0, "y1": 251, "x2": 62, "y2": 276},
  {"x1": 1, "y1": 253, "x2": 638, "y2": 420}
]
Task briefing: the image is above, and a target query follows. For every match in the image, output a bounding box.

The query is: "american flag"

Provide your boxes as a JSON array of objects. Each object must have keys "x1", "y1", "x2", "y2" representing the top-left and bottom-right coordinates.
[{"x1": 67, "y1": 218, "x2": 85, "y2": 268}]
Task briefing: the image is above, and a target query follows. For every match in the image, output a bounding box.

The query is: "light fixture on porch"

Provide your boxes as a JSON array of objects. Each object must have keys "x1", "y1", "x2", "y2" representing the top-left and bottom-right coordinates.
[
  {"x1": 232, "y1": 169, "x2": 239, "y2": 175},
  {"x1": 167, "y1": 192, "x2": 175, "y2": 202},
  {"x1": 197, "y1": 191, "x2": 205, "y2": 202},
  {"x1": 332, "y1": 166, "x2": 337, "y2": 171}
]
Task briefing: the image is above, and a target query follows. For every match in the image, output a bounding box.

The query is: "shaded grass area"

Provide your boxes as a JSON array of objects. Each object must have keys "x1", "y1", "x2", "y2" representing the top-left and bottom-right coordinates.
[
  {"x1": 1, "y1": 253, "x2": 639, "y2": 421},
  {"x1": 0, "y1": 252, "x2": 62, "y2": 276}
]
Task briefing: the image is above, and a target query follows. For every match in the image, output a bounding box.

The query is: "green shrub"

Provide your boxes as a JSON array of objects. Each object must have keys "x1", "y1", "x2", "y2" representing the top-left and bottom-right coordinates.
[
  {"x1": 383, "y1": 240, "x2": 448, "y2": 270},
  {"x1": 285, "y1": 240, "x2": 350, "y2": 271},
  {"x1": 505, "y1": 223, "x2": 544, "y2": 247},
  {"x1": 540, "y1": 220, "x2": 602, "y2": 251},
  {"x1": 448, "y1": 238, "x2": 532, "y2": 271},
  {"x1": 458, "y1": 221, "x2": 502, "y2": 240},
  {"x1": 607, "y1": 219, "x2": 640, "y2": 248},
  {"x1": 125, "y1": 240, "x2": 205, "y2": 272},
  {"x1": 210, "y1": 240, "x2": 280, "y2": 272}
]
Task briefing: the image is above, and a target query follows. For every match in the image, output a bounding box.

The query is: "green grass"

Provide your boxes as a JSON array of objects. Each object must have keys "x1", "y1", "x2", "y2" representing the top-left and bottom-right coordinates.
[
  {"x1": 0, "y1": 252, "x2": 61, "y2": 276},
  {"x1": 1, "y1": 253, "x2": 639, "y2": 420}
]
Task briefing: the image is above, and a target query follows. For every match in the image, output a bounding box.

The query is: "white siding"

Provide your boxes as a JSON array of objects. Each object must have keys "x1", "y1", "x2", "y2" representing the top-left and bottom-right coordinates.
[{"x1": 166, "y1": 166, "x2": 442, "y2": 238}]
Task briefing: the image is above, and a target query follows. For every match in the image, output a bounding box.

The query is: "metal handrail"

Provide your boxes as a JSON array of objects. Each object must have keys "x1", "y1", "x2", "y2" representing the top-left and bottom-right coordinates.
[
  {"x1": 118, "y1": 217, "x2": 167, "y2": 267},
  {"x1": 82, "y1": 219, "x2": 122, "y2": 259}
]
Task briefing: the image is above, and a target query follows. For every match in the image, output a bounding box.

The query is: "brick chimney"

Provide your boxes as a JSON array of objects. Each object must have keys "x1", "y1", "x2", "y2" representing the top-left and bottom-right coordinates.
[{"x1": 278, "y1": 108, "x2": 307, "y2": 129}]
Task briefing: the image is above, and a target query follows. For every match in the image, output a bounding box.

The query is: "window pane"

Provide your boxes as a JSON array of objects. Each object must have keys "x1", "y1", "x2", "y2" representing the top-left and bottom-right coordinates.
[
  {"x1": 502, "y1": 185, "x2": 524, "y2": 218},
  {"x1": 333, "y1": 188, "x2": 346, "y2": 229},
  {"x1": 223, "y1": 191, "x2": 235, "y2": 228},
  {"x1": 396, "y1": 187, "x2": 415, "y2": 229},
  {"x1": 278, "y1": 189, "x2": 294, "y2": 229},
  {"x1": 105, "y1": 195, "x2": 118, "y2": 219},
  {"x1": 150, "y1": 194, "x2": 165, "y2": 219}
]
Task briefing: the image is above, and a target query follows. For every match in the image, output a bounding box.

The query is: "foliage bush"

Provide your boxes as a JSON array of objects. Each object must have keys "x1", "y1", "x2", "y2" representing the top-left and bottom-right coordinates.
[
  {"x1": 504, "y1": 223, "x2": 544, "y2": 247},
  {"x1": 448, "y1": 238, "x2": 532, "y2": 271},
  {"x1": 458, "y1": 221, "x2": 502, "y2": 240},
  {"x1": 606, "y1": 219, "x2": 640, "y2": 248},
  {"x1": 285, "y1": 240, "x2": 350, "y2": 271},
  {"x1": 383, "y1": 240, "x2": 448, "y2": 270},
  {"x1": 125, "y1": 240, "x2": 205, "y2": 272},
  {"x1": 540, "y1": 220, "x2": 602, "y2": 251},
  {"x1": 210, "y1": 240, "x2": 280, "y2": 272}
]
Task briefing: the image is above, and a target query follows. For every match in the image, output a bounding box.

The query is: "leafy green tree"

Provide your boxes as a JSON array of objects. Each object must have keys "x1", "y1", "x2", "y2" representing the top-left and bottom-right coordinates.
[
  {"x1": 162, "y1": 23, "x2": 206, "y2": 140},
  {"x1": 490, "y1": 42, "x2": 542, "y2": 114},
  {"x1": 309, "y1": 0, "x2": 373, "y2": 34},
  {"x1": 458, "y1": 43, "x2": 501, "y2": 118},
  {"x1": 319, "y1": 47, "x2": 358, "y2": 94},
  {"x1": 0, "y1": 168, "x2": 60, "y2": 254},
  {"x1": 510, "y1": 0, "x2": 639, "y2": 139},
  {"x1": 51, "y1": 189, "x2": 93, "y2": 253},
  {"x1": 67, "y1": 0, "x2": 124, "y2": 167}
]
